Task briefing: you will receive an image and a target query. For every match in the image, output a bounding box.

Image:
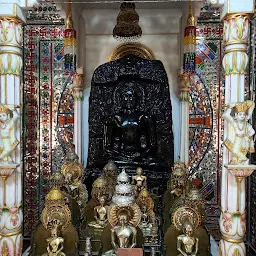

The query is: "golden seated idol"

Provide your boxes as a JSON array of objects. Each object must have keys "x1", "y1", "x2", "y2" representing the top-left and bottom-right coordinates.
[
  {"x1": 136, "y1": 188, "x2": 157, "y2": 240},
  {"x1": 88, "y1": 195, "x2": 109, "y2": 229},
  {"x1": 101, "y1": 169, "x2": 143, "y2": 255},
  {"x1": 165, "y1": 206, "x2": 201, "y2": 256},
  {"x1": 177, "y1": 221, "x2": 199, "y2": 256},
  {"x1": 31, "y1": 171, "x2": 79, "y2": 256},
  {"x1": 42, "y1": 219, "x2": 66, "y2": 256}
]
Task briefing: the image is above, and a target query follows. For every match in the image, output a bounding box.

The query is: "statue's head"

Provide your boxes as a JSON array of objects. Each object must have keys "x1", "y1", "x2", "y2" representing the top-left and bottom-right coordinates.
[
  {"x1": 0, "y1": 105, "x2": 11, "y2": 123},
  {"x1": 122, "y1": 88, "x2": 137, "y2": 110},
  {"x1": 139, "y1": 188, "x2": 149, "y2": 199},
  {"x1": 65, "y1": 172, "x2": 73, "y2": 183},
  {"x1": 185, "y1": 187, "x2": 204, "y2": 209},
  {"x1": 117, "y1": 209, "x2": 130, "y2": 227},
  {"x1": 183, "y1": 222, "x2": 194, "y2": 237},
  {"x1": 171, "y1": 157, "x2": 187, "y2": 188},
  {"x1": 103, "y1": 161, "x2": 118, "y2": 177},
  {"x1": 136, "y1": 167, "x2": 143, "y2": 176},
  {"x1": 234, "y1": 111, "x2": 246, "y2": 121},
  {"x1": 99, "y1": 196, "x2": 106, "y2": 206},
  {"x1": 48, "y1": 219, "x2": 62, "y2": 238},
  {"x1": 141, "y1": 205, "x2": 147, "y2": 214},
  {"x1": 233, "y1": 101, "x2": 252, "y2": 121}
]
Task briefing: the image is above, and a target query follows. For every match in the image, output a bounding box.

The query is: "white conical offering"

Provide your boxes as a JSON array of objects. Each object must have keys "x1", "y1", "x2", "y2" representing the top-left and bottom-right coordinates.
[
  {"x1": 117, "y1": 169, "x2": 129, "y2": 183},
  {"x1": 112, "y1": 168, "x2": 135, "y2": 206}
]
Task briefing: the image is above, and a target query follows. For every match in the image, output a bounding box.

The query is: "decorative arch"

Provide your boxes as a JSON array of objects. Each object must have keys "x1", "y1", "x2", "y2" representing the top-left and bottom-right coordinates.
[{"x1": 108, "y1": 42, "x2": 155, "y2": 62}]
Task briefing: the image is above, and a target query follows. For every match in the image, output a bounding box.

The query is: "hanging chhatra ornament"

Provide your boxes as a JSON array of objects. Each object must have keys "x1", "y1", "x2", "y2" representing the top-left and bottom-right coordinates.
[
  {"x1": 64, "y1": 0, "x2": 76, "y2": 71},
  {"x1": 183, "y1": 0, "x2": 196, "y2": 74},
  {"x1": 113, "y1": 1, "x2": 142, "y2": 42},
  {"x1": 179, "y1": 0, "x2": 196, "y2": 102}
]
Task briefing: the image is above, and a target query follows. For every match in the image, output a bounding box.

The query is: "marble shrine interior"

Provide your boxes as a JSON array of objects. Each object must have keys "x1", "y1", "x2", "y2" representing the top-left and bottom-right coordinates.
[{"x1": 0, "y1": 0, "x2": 256, "y2": 255}]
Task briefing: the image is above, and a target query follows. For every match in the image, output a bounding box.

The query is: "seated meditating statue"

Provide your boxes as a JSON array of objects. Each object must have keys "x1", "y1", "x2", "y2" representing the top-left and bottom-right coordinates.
[
  {"x1": 111, "y1": 209, "x2": 137, "y2": 251},
  {"x1": 104, "y1": 86, "x2": 157, "y2": 165},
  {"x1": 83, "y1": 173, "x2": 115, "y2": 253},
  {"x1": 132, "y1": 167, "x2": 147, "y2": 195},
  {"x1": 31, "y1": 171, "x2": 79, "y2": 256},
  {"x1": 84, "y1": 174, "x2": 113, "y2": 225},
  {"x1": 42, "y1": 220, "x2": 66, "y2": 256},
  {"x1": 136, "y1": 188, "x2": 157, "y2": 240},
  {"x1": 88, "y1": 196, "x2": 109, "y2": 229},
  {"x1": 165, "y1": 203, "x2": 208, "y2": 256},
  {"x1": 177, "y1": 222, "x2": 199, "y2": 256},
  {"x1": 102, "y1": 169, "x2": 143, "y2": 255}
]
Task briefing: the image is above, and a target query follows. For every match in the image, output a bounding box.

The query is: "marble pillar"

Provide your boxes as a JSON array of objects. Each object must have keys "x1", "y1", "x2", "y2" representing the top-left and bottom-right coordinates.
[
  {"x1": 179, "y1": 73, "x2": 190, "y2": 165},
  {"x1": 207, "y1": 1, "x2": 255, "y2": 255},
  {"x1": 0, "y1": 4, "x2": 24, "y2": 255},
  {"x1": 73, "y1": 70, "x2": 84, "y2": 162}
]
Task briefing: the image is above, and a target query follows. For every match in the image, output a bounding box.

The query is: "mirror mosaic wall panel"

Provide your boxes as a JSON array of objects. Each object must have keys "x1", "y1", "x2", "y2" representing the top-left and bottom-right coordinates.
[
  {"x1": 23, "y1": 2, "x2": 74, "y2": 238},
  {"x1": 189, "y1": 22, "x2": 224, "y2": 239}
]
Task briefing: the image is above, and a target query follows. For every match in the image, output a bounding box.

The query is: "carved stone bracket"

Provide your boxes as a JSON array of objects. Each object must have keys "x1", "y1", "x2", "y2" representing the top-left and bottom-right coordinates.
[{"x1": 225, "y1": 164, "x2": 256, "y2": 183}]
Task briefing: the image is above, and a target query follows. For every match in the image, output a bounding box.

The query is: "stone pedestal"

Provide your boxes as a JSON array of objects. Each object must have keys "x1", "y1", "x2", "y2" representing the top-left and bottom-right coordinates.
[{"x1": 118, "y1": 248, "x2": 143, "y2": 256}]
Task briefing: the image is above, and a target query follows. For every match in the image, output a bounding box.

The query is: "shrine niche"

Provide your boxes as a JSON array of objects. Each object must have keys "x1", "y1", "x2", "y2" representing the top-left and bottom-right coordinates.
[{"x1": 87, "y1": 54, "x2": 174, "y2": 193}]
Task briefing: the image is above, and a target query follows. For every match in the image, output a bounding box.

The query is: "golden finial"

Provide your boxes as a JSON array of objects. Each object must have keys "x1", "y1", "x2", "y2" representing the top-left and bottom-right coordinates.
[
  {"x1": 92, "y1": 175, "x2": 108, "y2": 188},
  {"x1": 187, "y1": 0, "x2": 195, "y2": 27},
  {"x1": 46, "y1": 188, "x2": 66, "y2": 201},
  {"x1": 65, "y1": 0, "x2": 74, "y2": 29}
]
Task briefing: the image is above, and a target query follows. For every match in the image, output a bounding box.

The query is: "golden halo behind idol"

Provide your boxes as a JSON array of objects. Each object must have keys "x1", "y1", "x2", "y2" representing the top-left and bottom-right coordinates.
[
  {"x1": 61, "y1": 160, "x2": 83, "y2": 184},
  {"x1": 41, "y1": 187, "x2": 71, "y2": 231},
  {"x1": 41, "y1": 170, "x2": 72, "y2": 231},
  {"x1": 108, "y1": 204, "x2": 141, "y2": 228},
  {"x1": 41, "y1": 202, "x2": 71, "y2": 231},
  {"x1": 172, "y1": 206, "x2": 201, "y2": 232}
]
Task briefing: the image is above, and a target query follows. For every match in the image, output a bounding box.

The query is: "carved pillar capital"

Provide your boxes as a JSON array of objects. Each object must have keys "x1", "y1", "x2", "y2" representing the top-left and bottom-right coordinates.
[
  {"x1": 179, "y1": 73, "x2": 190, "y2": 102},
  {"x1": 73, "y1": 70, "x2": 84, "y2": 161},
  {"x1": 73, "y1": 72, "x2": 84, "y2": 101},
  {"x1": 222, "y1": 14, "x2": 250, "y2": 76}
]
